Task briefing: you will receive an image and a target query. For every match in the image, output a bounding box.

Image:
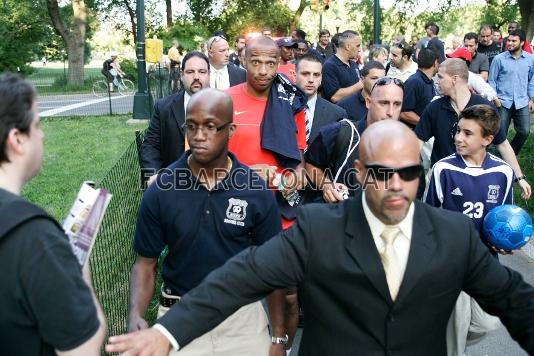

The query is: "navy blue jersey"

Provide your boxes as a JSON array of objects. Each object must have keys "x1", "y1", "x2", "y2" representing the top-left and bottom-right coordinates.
[{"x1": 424, "y1": 153, "x2": 514, "y2": 238}]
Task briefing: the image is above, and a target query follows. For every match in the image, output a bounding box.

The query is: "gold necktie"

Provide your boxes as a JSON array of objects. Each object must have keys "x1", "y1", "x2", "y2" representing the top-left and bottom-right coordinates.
[{"x1": 380, "y1": 226, "x2": 402, "y2": 301}]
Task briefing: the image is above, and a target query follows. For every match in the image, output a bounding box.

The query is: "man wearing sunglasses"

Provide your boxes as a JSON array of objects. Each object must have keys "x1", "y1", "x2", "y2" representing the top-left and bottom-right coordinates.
[
  {"x1": 415, "y1": 58, "x2": 531, "y2": 200},
  {"x1": 207, "y1": 36, "x2": 246, "y2": 90},
  {"x1": 305, "y1": 76, "x2": 403, "y2": 203},
  {"x1": 107, "y1": 119, "x2": 534, "y2": 356},
  {"x1": 127, "y1": 89, "x2": 285, "y2": 356}
]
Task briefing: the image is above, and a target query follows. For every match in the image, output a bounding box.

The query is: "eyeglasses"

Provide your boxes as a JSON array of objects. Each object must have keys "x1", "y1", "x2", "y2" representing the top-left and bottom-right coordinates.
[
  {"x1": 182, "y1": 121, "x2": 231, "y2": 135},
  {"x1": 208, "y1": 36, "x2": 223, "y2": 51},
  {"x1": 364, "y1": 164, "x2": 422, "y2": 181},
  {"x1": 371, "y1": 77, "x2": 404, "y2": 93}
]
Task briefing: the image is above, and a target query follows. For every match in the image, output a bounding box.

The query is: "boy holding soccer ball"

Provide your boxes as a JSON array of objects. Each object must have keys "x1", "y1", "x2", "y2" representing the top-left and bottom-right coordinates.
[{"x1": 424, "y1": 104, "x2": 522, "y2": 356}]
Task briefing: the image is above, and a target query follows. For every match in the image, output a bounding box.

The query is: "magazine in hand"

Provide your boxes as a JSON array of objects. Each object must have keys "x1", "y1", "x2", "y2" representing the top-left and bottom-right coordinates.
[{"x1": 62, "y1": 181, "x2": 112, "y2": 266}]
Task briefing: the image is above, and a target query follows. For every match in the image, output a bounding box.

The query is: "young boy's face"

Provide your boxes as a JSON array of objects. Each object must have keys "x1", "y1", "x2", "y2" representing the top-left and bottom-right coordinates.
[{"x1": 454, "y1": 118, "x2": 493, "y2": 157}]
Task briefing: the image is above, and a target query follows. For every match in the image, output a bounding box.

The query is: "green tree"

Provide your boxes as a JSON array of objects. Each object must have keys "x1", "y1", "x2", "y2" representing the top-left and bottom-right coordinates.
[{"x1": 0, "y1": 0, "x2": 50, "y2": 73}]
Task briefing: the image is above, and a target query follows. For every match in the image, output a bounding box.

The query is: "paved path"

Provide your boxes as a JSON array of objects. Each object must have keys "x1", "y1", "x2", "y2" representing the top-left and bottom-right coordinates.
[
  {"x1": 289, "y1": 248, "x2": 534, "y2": 356},
  {"x1": 37, "y1": 93, "x2": 133, "y2": 117}
]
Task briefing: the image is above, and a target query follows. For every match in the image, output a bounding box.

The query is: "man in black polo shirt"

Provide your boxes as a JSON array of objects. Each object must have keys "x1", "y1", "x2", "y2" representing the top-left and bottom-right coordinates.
[
  {"x1": 337, "y1": 60, "x2": 385, "y2": 123},
  {"x1": 322, "y1": 30, "x2": 363, "y2": 103},
  {"x1": 128, "y1": 89, "x2": 287, "y2": 355},
  {"x1": 400, "y1": 48, "x2": 438, "y2": 129},
  {"x1": 463, "y1": 32, "x2": 489, "y2": 80},
  {"x1": 415, "y1": 58, "x2": 531, "y2": 199},
  {"x1": 425, "y1": 23, "x2": 445, "y2": 63}
]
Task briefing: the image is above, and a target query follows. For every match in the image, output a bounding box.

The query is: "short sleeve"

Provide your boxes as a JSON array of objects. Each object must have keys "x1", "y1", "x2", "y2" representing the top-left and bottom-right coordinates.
[
  {"x1": 19, "y1": 220, "x2": 99, "y2": 351},
  {"x1": 402, "y1": 79, "x2": 418, "y2": 112},
  {"x1": 321, "y1": 63, "x2": 341, "y2": 101},
  {"x1": 415, "y1": 104, "x2": 434, "y2": 141},
  {"x1": 252, "y1": 190, "x2": 282, "y2": 245},
  {"x1": 134, "y1": 185, "x2": 166, "y2": 257},
  {"x1": 479, "y1": 55, "x2": 489, "y2": 73}
]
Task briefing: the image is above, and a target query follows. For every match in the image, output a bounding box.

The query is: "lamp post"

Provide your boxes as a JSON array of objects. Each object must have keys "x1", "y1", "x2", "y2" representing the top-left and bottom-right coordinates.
[
  {"x1": 334, "y1": 16, "x2": 342, "y2": 34},
  {"x1": 373, "y1": 0, "x2": 381, "y2": 44},
  {"x1": 132, "y1": 0, "x2": 152, "y2": 119}
]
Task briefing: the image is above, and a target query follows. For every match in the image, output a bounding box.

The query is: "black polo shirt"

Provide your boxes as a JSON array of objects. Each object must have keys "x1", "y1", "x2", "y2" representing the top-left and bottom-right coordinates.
[
  {"x1": 322, "y1": 55, "x2": 360, "y2": 102},
  {"x1": 415, "y1": 94, "x2": 506, "y2": 165},
  {"x1": 337, "y1": 92, "x2": 368, "y2": 123},
  {"x1": 134, "y1": 152, "x2": 282, "y2": 295},
  {"x1": 402, "y1": 69, "x2": 437, "y2": 128}
]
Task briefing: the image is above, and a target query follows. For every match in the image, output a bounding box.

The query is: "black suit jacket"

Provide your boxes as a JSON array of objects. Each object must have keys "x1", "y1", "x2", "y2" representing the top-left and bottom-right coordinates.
[
  {"x1": 140, "y1": 90, "x2": 186, "y2": 172},
  {"x1": 308, "y1": 96, "x2": 347, "y2": 144},
  {"x1": 159, "y1": 196, "x2": 534, "y2": 355},
  {"x1": 227, "y1": 63, "x2": 246, "y2": 87}
]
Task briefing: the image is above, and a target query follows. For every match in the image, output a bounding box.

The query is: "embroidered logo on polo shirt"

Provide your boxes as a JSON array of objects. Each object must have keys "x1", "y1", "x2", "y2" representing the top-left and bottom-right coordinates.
[
  {"x1": 486, "y1": 185, "x2": 500, "y2": 203},
  {"x1": 451, "y1": 187, "x2": 463, "y2": 196},
  {"x1": 224, "y1": 198, "x2": 248, "y2": 226}
]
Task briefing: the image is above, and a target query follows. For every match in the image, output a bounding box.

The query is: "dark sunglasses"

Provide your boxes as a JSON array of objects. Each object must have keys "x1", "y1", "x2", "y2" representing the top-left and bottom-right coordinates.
[
  {"x1": 208, "y1": 36, "x2": 223, "y2": 51},
  {"x1": 364, "y1": 164, "x2": 423, "y2": 182},
  {"x1": 371, "y1": 77, "x2": 404, "y2": 93}
]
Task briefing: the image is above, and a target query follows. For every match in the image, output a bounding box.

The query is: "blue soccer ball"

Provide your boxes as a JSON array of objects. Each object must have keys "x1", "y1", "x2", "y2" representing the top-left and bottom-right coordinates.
[{"x1": 483, "y1": 205, "x2": 533, "y2": 250}]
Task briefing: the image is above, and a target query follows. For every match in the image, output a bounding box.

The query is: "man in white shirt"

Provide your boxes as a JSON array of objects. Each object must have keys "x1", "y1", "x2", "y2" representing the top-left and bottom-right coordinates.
[
  {"x1": 207, "y1": 36, "x2": 246, "y2": 90},
  {"x1": 387, "y1": 42, "x2": 418, "y2": 82}
]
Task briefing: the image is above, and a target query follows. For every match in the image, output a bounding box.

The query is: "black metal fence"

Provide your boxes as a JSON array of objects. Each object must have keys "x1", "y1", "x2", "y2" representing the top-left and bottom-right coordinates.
[{"x1": 28, "y1": 63, "x2": 176, "y2": 118}]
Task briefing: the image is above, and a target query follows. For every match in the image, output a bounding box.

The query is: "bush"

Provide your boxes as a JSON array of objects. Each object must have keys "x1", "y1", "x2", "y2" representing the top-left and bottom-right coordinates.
[{"x1": 121, "y1": 59, "x2": 138, "y2": 83}]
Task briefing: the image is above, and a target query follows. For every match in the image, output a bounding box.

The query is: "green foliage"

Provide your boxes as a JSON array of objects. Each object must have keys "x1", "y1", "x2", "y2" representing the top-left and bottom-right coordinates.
[
  {"x1": 120, "y1": 58, "x2": 138, "y2": 82},
  {"x1": 0, "y1": 0, "x2": 50, "y2": 73},
  {"x1": 153, "y1": 20, "x2": 211, "y2": 52},
  {"x1": 481, "y1": 0, "x2": 520, "y2": 30}
]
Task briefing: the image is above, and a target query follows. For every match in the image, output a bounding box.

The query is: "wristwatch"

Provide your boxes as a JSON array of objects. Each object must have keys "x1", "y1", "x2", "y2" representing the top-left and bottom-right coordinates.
[
  {"x1": 271, "y1": 334, "x2": 289, "y2": 345},
  {"x1": 514, "y1": 175, "x2": 527, "y2": 183}
]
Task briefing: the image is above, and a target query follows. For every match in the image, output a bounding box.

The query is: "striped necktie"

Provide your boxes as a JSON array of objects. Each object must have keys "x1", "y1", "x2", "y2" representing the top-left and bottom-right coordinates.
[{"x1": 305, "y1": 105, "x2": 312, "y2": 143}]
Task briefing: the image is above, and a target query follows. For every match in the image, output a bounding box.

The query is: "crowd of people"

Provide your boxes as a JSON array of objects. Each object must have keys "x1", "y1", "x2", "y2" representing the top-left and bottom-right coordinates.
[{"x1": 1, "y1": 17, "x2": 534, "y2": 356}]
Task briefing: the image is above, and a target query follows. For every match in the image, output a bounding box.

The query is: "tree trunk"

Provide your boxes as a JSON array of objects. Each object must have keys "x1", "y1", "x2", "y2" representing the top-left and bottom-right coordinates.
[
  {"x1": 290, "y1": 0, "x2": 307, "y2": 31},
  {"x1": 166, "y1": 0, "x2": 172, "y2": 27},
  {"x1": 122, "y1": 0, "x2": 136, "y2": 43},
  {"x1": 518, "y1": 0, "x2": 533, "y2": 40},
  {"x1": 46, "y1": 0, "x2": 87, "y2": 85}
]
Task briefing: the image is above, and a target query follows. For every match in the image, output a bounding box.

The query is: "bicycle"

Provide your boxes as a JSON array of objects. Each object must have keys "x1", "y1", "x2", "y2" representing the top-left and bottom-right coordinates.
[{"x1": 92, "y1": 76, "x2": 135, "y2": 97}]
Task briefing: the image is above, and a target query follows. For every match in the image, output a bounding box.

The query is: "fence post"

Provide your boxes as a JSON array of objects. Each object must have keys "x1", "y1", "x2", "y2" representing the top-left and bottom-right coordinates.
[{"x1": 107, "y1": 81, "x2": 113, "y2": 116}]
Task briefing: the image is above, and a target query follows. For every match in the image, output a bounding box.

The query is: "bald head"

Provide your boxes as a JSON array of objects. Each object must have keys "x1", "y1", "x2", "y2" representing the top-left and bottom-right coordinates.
[
  {"x1": 359, "y1": 120, "x2": 419, "y2": 163},
  {"x1": 187, "y1": 88, "x2": 233, "y2": 123},
  {"x1": 440, "y1": 58, "x2": 468, "y2": 82},
  {"x1": 246, "y1": 36, "x2": 280, "y2": 58}
]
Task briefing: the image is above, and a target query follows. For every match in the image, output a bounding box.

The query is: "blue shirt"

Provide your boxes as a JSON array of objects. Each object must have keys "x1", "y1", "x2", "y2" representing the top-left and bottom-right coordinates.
[
  {"x1": 402, "y1": 69, "x2": 436, "y2": 126},
  {"x1": 488, "y1": 51, "x2": 534, "y2": 109},
  {"x1": 322, "y1": 55, "x2": 360, "y2": 102},
  {"x1": 305, "y1": 118, "x2": 366, "y2": 192},
  {"x1": 415, "y1": 94, "x2": 506, "y2": 165},
  {"x1": 134, "y1": 152, "x2": 282, "y2": 295},
  {"x1": 337, "y1": 92, "x2": 368, "y2": 123},
  {"x1": 425, "y1": 152, "x2": 514, "y2": 238}
]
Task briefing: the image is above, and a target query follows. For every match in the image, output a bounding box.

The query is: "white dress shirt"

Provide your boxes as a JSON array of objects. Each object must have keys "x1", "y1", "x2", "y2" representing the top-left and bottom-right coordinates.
[
  {"x1": 361, "y1": 191, "x2": 414, "y2": 283},
  {"x1": 183, "y1": 91, "x2": 191, "y2": 114},
  {"x1": 210, "y1": 64, "x2": 230, "y2": 90}
]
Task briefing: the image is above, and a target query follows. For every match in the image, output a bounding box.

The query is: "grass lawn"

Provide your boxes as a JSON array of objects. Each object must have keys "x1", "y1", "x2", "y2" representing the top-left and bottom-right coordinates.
[
  {"x1": 22, "y1": 115, "x2": 147, "y2": 220},
  {"x1": 27, "y1": 67, "x2": 104, "y2": 95}
]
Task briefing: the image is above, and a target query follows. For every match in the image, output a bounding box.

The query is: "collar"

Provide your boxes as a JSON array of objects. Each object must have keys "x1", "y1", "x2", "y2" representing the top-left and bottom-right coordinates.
[
  {"x1": 362, "y1": 191, "x2": 414, "y2": 242},
  {"x1": 416, "y1": 69, "x2": 433, "y2": 84},
  {"x1": 504, "y1": 50, "x2": 527, "y2": 59},
  {"x1": 210, "y1": 64, "x2": 227, "y2": 72},
  {"x1": 307, "y1": 94, "x2": 318, "y2": 113},
  {"x1": 441, "y1": 92, "x2": 476, "y2": 113},
  {"x1": 333, "y1": 54, "x2": 352, "y2": 67},
  {"x1": 180, "y1": 151, "x2": 241, "y2": 190}
]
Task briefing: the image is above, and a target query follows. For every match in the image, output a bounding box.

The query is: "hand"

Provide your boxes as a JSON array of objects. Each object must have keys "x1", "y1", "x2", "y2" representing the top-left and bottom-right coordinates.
[
  {"x1": 488, "y1": 243, "x2": 514, "y2": 255},
  {"x1": 518, "y1": 179, "x2": 532, "y2": 200},
  {"x1": 493, "y1": 97, "x2": 502, "y2": 108},
  {"x1": 529, "y1": 100, "x2": 534, "y2": 112},
  {"x1": 105, "y1": 328, "x2": 171, "y2": 355},
  {"x1": 323, "y1": 183, "x2": 348, "y2": 203},
  {"x1": 269, "y1": 343, "x2": 286, "y2": 356},
  {"x1": 128, "y1": 314, "x2": 149, "y2": 332},
  {"x1": 250, "y1": 164, "x2": 278, "y2": 184},
  {"x1": 279, "y1": 168, "x2": 307, "y2": 198}
]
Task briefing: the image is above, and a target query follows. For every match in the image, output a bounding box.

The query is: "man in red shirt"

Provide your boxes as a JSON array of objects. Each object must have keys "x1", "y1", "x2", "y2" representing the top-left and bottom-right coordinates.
[
  {"x1": 226, "y1": 35, "x2": 307, "y2": 350},
  {"x1": 276, "y1": 38, "x2": 297, "y2": 82}
]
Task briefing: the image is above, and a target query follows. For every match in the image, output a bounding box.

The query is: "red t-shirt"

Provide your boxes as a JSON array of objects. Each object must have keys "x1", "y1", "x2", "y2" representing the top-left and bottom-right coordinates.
[
  {"x1": 226, "y1": 83, "x2": 306, "y2": 229},
  {"x1": 277, "y1": 63, "x2": 296, "y2": 83}
]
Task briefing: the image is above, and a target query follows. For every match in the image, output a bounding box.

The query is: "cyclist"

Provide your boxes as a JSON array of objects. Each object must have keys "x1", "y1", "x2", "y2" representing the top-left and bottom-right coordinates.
[{"x1": 101, "y1": 52, "x2": 125, "y2": 91}]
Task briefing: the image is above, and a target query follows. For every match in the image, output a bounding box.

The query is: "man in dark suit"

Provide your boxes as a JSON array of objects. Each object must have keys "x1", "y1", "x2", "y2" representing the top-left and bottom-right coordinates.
[
  {"x1": 207, "y1": 36, "x2": 246, "y2": 90},
  {"x1": 140, "y1": 51, "x2": 210, "y2": 185},
  {"x1": 107, "y1": 120, "x2": 534, "y2": 356},
  {"x1": 295, "y1": 53, "x2": 346, "y2": 145}
]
